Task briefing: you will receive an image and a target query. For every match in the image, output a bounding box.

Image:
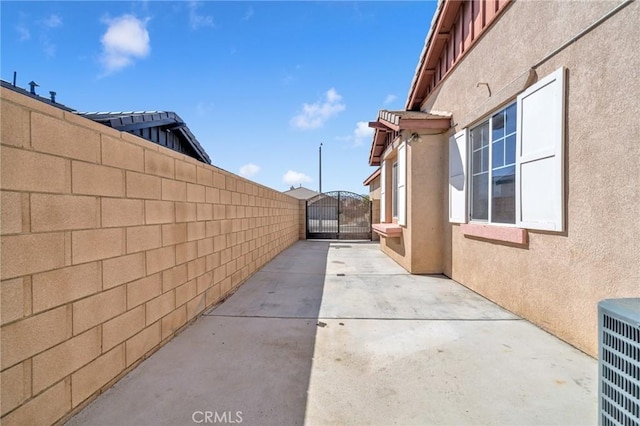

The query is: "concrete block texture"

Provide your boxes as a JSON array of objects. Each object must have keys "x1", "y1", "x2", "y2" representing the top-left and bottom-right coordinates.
[
  {"x1": 175, "y1": 160, "x2": 197, "y2": 183},
  {"x1": 2, "y1": 306, "x2": 72, "y2": 370},
  {"x1": 144, "y1": 200, "x2": 175, "y2": 225},
  {"x1": 102, "y1": 306, "x2": 145, "y2": 351},
  {"x1": 101, "y1": 198, "x2": 144, "y2": 228},
  {"x1": 0, "y1": 87, "x2": 301, "y2": 425},
  {"x1": 144, "y1": 150, "x2": 174, "y2": 179},
  {"x1": 72, "y1": 286, "x2": 126, "y2": 335},
  {"x1": 1, "y1": 147, "x2": 70, "y2": 194},
  {"x1": 101, "y1": 135, "x2": 144, "y2": 172},
  {"x1": 72, "y1": 228, "x2": 124, "y2": 265},
  {"x1": 125, "y1": 322, "x2": 161, "y2": 367},
  {"x1": 71, "y1": 345, "x2": 125, "y2": 408},
  {"x1": 1, "y1": 192, "x2": 25, "y2": 235},
  {"x1": 126, "y1": 171, "x2": 161, "y2": 200},
  {"x1": 2, "y1": 232, "x2": 66, "y2": 280},
  {"x1": 1, "y1": 278, "x2": 28, "y2": 325},
  {"x1": 0, "y1": 361, "x2": 31, "y2": 416},
  {"x1": 31, "y1": 112, "x2": 100, "y2": 163},
  {"x1": 32, "y1": 262, "x2": 102, "y2": 314},
  {"x1": 1, "y1": 98, "x2": 31, "y2": 148},
  {"x1": 72, "y1": 161, "x2": 124, "y2": 197},
  {"x1": 127, "y1": 273, "x2": 162, "y2": 309},
  {"x1": 102, "y1": 253, "x2": 146, "y2": 289},
  {"x1": 32, "y1": 327, "x2": 101, "y2": 394},
  {"x1": 126, "y1": 225, "x2": 162, "y2": 253},
  {"x1": 31, "y1": 194, "x2": 99, "y2": 232},
  {"x1": 1, "y1": 379, "x2": 71, "y2": 426}
]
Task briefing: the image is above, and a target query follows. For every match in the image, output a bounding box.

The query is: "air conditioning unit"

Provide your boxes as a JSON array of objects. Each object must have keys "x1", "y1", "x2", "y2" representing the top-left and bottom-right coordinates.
[{"x1": 598, "y1": 298, "x2": 640, "y2": 426}]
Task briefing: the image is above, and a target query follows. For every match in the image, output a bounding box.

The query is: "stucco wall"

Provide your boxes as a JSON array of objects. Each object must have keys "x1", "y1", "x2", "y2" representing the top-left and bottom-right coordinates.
[
  {"x1": 378, "y1": 147, "x2": 409, "y2": 269},
  {"x1": 0, "y1": 87, "x2": 301, "y2": 424},
  {"x1": 425, "y1": 0, "x2": 639, "y2": 356},
  {"x1": 376, "y1": 132, "x2": 447, "y2": 273},
  {"x1": 368, "y1": 177, "x2": 381, "y2": 241},
  {"x1": 408, "y1": 133, "x2": 446, "y2": 273}
]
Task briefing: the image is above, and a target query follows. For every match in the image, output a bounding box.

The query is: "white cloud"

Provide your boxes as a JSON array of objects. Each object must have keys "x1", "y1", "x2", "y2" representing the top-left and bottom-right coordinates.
[
  {"x1": 16, "y1": 24, "x2": 30, "y2": 41},
  {"x1": 283, "y1": 170, "x2": 312, "y2": 186},
  {"x1": 243, "y1": 6, "x2": 254, "y2": 21},
  {"x1": 353, "y1": 121, "x2": 374, "y2": 146},
  {"x1": 239, "y1": 163, "x2": 260, "y2": 178},
  {"x1": 100, "y1": 15, "x2": 150, "y2": 75},
  {"x1": 384, "y1": 94, "x2": 397, "y2": 105},
  {"x1": 188, "y1": 1, "x2": 214, "y2": 30},
  {"x1": 337, "y1": 122, "x2": 375, "y2": 147},
  {"x1": 42, "y1": 14, "x2": 62, "y2": 28},
  {"x1": 195, "y1": 101, "x2": 214, "y2": 117},
  {"x1": 42, "y1": 39, "x2": 56, "y2": 58},
  {"x1": 290, "y1": 88, "x2": 346, "y2": 130}
]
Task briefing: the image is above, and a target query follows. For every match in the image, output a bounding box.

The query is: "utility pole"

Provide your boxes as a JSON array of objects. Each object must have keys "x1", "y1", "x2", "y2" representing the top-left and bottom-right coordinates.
[{"x1": 319, "y1": 143, "x2": 323, "y2": 193}]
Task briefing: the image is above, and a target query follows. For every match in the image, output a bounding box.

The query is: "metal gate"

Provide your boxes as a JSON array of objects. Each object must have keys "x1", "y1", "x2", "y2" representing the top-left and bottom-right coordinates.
[{"x1": 306, "y1": 191, "x2": 372, "y2": 240}]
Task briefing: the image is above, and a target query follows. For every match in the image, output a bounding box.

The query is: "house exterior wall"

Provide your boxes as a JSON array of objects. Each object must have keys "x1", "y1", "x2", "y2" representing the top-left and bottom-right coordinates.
[
  {"x1": 408, "y1": 134, "x2": 446, "y2": 273},
  {"x1": 422, "y1": 0, "x2": 639, "y2": 356},
  {"x1": 378, "y1": 149, "x2": 409, "y2": 268},
  {"x1": 368, "y1": 177, "x2": 381, "y2": 241},
  {"x1": 376, "y1": 132, "x2": 446, "y2": 273},
  {"x1": 0, "y1": 87, "x2": 301, "y2": 424}
]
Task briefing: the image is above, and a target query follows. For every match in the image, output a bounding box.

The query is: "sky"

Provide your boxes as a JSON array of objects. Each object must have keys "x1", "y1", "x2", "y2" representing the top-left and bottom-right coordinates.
[{"x1": 1, "y1": 1, "x2": 436, "y2": 195}]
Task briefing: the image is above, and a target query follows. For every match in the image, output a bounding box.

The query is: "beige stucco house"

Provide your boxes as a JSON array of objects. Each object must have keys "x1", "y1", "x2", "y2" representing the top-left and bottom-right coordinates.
[{"x1": 366, "y1": 0, "x2": 639, "y2": 357}]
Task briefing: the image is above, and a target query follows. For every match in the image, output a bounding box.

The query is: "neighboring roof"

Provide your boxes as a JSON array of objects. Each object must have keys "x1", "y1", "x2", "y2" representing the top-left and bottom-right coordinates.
[
  {"x1": 363, "y1": 167, "x2": 381, "y2": 186},
  {"x1": 1, "y1": 79, "x2": 211, "y2": 164},
  {"x1": 367, "y1": 109, "x2": 451, "y2": 166},
  {"x1": 76, "y1": 111, "x2": 211, "y2": 164},
  {"x1": 283, "y1": 186, "x2": 319, "y2": 200},
  {"x1": 1, "y1": 80, "x2": 75, "y2": 112}
]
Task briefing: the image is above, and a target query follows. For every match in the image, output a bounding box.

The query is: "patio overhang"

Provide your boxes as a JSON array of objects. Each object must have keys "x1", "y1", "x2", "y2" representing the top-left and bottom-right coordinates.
[{"x1": 367, "y1": 110, "x2": 451, "y2": 166}]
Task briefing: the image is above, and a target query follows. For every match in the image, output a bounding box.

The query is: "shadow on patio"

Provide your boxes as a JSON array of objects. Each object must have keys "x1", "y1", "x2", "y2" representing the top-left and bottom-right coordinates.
[{"x1": 67, "y1": 241, "x2": 330, "y2": 426}]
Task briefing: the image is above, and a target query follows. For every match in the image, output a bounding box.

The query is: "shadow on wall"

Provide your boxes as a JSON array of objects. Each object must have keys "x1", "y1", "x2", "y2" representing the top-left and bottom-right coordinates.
[
  {"x1": 65, "y1": 241, "x2": 330, "y2": 426},
  {"x1": 385, "y1": 234, "x2": 406, "y2": 257}
]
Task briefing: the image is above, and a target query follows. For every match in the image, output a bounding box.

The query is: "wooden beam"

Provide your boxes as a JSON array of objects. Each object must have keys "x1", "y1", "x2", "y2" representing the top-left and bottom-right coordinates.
[
  {"x1": 378, "y1": 118, "x2": 400, "y2": 132},
  {"x1": 368, "y1": 121, "x2": 389, "y2": 130}
]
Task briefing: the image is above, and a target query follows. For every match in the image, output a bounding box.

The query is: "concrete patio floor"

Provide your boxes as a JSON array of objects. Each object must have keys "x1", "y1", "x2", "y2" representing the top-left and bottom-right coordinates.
[{"x1": 66, "y1": 241, "x2": 597, "y2": 426}]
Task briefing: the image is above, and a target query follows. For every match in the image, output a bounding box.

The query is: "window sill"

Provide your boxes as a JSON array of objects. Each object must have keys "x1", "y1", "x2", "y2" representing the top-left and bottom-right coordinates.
[
  {"x1": 372, "y1": 223, "x2": 403, "y2": 238},
  {"x1": 460, "y1": 223, "x2": 528, "y2": 245}
]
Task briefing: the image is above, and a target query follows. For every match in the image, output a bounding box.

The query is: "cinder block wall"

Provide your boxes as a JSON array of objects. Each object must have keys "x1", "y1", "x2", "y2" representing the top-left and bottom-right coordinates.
[{"x1": 0, "y1": 87, "x2": 301, "y2": 425}]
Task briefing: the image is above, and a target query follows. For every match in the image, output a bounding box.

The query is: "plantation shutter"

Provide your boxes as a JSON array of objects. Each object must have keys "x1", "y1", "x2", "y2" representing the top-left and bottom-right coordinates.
[
  {"x1": 516, "y1": 67, "x2": 565, "y2": 231},
  {"x1": 380, "y1": 161, "x2": 386, "y2": 222},
  {"x1": 448, "y1": 129, "x2": 468, "y2": 223},
  {"x1": 397, "y1": 142, "x2": 407, "y2": 226}
]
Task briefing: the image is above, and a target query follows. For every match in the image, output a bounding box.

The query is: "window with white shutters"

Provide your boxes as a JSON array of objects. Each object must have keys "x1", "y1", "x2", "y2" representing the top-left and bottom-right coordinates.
[{"x1": 449, "y1": 67, "x2": 565, "y2": 232}]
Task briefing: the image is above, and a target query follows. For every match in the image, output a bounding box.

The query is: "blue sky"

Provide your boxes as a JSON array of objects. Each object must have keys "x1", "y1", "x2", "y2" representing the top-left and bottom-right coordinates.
[{"x1": 1, "y1": 1, "x2": 435, "y2": 194}]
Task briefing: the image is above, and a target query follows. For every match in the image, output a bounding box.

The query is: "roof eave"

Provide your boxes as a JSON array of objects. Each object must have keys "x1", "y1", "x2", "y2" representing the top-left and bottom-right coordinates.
[
  {"x1": 405, "y1": 0, "x2": 463, "y2": 111},
  {"x1": 363, "y1": 167, "x2": 381, "y2": 186}
]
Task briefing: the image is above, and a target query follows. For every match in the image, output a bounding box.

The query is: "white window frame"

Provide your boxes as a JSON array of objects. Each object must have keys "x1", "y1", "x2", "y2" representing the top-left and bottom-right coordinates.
[
  {"x1": 392, "y1": 161, "x2": 398, "y2": 218},
  {"x1": 397, "y1": 142, "x2": 407, "y2": 226},
  {"x1": 380, "y1": 160, "x2": 386, "y2": 222},
  {"x1": 448, "y1": 67, "x2": 565, "y2": 232},
  {"x1": 468, "y1": 102, "x2": 517, "y2": 226},
  {"x1": 449, "y1": 129, "x2": 467, "y2": 223}
]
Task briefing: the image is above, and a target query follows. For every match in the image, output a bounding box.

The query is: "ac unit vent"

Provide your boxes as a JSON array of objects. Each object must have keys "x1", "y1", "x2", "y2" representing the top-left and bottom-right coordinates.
[{"x1": 598, "y1": 298, "x2": 640, "y2": 426}]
